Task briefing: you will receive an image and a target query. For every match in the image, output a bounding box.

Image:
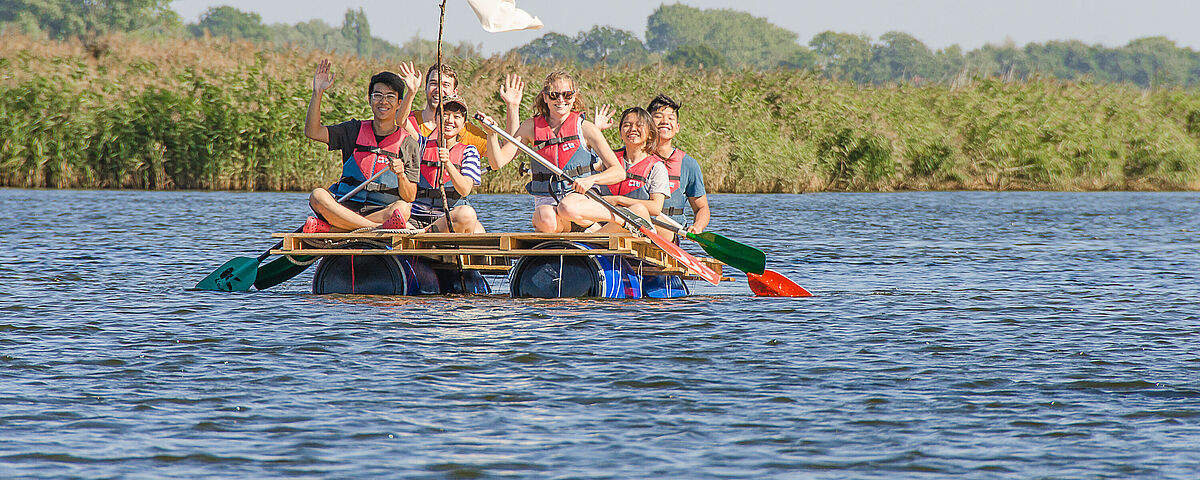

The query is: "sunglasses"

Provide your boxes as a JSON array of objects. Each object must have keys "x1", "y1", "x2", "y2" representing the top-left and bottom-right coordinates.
[{"x1": 544, "y1": 90, "x2": 575, "y2": 101}]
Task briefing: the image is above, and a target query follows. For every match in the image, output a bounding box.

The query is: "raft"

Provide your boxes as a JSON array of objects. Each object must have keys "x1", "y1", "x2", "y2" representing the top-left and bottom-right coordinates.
[{"x1": 271, "y1": 231, "x2": 725, "y2": 298}]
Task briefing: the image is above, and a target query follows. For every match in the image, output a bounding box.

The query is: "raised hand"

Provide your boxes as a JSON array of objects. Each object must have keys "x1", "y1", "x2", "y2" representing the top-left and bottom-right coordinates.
[
  {"x1": 592, "y1": 104, "x2": 614, "y2": 130},
  {"x1": 397, "y1": 62, "x2": 422, "y2": 96},
  {"x1": 499, "y1": 74, "x2": 524, "y2": 106},
  {"x1": 313, "y1": 58, "x2": 335, "y2": 92}
]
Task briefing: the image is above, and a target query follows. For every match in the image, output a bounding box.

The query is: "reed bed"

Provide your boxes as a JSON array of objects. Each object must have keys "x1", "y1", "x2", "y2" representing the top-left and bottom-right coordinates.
[{"x1": 3, "y1": 33, "x2": 1198, "y2": 192}]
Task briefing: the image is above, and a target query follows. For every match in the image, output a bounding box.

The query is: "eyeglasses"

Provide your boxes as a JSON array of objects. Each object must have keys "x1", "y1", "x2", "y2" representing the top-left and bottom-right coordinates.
[
  {"x1": 544, "y1": 90, "x2": 575, "y2": 101},
  {"x1": 370, "y1": 92, "x2": 399, "y2": 103}
]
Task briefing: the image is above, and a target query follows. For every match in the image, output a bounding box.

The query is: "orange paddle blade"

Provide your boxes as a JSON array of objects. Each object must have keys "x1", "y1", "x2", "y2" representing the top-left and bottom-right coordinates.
[
  {"x1": 639, "y1": 226, "x2": 721, "y2": 285},
  {"x1": 747, "y1": 269, "x2": 812, "y2": 297}
]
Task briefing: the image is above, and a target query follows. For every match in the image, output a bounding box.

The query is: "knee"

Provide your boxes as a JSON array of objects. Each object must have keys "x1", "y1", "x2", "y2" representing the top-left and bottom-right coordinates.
[
  {"x1": 532, "y1": 214, "x2": 558, "y2": 233},
  {"x1": 452, "y1": 205, "x2": 477, "y2": 222},
  {"x1": 309, "y1": 188, "x2": 333, "y2": 207},
  {"x1": 556, "y1": 202, "x2": 583, "y2": 222}
]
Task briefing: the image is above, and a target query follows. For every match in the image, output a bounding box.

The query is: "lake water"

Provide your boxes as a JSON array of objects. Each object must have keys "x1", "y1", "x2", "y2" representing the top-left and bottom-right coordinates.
[{"x1": 2, "y1": 189, "x2": 1198, "y2": 478}]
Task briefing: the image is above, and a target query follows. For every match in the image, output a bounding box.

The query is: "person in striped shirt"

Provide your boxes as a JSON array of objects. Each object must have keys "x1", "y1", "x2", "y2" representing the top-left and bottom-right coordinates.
[{"x1": 405, "y1": 95, "x2": 486, "y2": 233}]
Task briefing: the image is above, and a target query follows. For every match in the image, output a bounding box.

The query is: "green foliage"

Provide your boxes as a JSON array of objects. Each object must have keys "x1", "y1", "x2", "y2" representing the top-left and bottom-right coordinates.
[
  {"x1": 665, "y1": 44, "x2": 725, "y2": 69},
  {"x1": 190, "y1": 6, "x2": 268, "y2": 42},
  {"x1": 0, "y1": 0, "x2": 178, "y2": 39},
  {"x1": 516, "y1": 27, "x2": 647, "y2": 66},
  {"x1": 3, "y1": 33, "x2": 1200, "y2": 192},
  {"x1": 645, "y1": 3, "x2": 805, "y2": 69},
  {"x1": 341, "y1": 8, "x2": 370, "y2": 58}
]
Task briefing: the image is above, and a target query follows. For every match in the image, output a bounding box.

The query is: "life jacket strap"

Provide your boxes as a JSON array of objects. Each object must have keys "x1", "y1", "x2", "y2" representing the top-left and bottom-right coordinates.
[
  {"x1": 532, "y1": 135, "x2": 580, "y2": 149},
  {"x1": 663, "y1": 206, "x2": 686, "y2": 216}
]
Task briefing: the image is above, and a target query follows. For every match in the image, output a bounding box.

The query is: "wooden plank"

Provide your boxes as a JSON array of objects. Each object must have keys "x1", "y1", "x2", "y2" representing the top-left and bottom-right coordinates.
[{"x1": 272, "y1": 248, "x2": 636, "y2": 256}]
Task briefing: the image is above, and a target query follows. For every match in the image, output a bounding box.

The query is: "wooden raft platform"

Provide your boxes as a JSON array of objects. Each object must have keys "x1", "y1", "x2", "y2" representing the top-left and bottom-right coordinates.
[{"x1": 270, "y1": 232, "x2": 725, "y2": 281}]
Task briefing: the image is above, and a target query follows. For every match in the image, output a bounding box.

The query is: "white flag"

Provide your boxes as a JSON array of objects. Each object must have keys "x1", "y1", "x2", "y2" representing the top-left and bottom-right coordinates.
[{"x1": 465, "y1": 0, "x2": 544, "y2": 32}]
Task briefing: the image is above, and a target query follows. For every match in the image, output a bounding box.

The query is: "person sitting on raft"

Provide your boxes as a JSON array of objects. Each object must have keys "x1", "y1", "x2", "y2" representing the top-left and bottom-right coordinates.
[
  {"x1": 648, "y1": 94, "x2": 711, "y2": 240},
  {"x1": 408, "y1": 64, "x2": 520, "y2": 161},
  {"x1": 302, "y1": 59, "x2": 423, "y2": 233},
  {"x1": 405, "y1": 95, "x2": 487, "y2": 233},
  {"x1": 485, "y1": 71, "x2": 632, "y2": 233},
  {"x1": 590, "y1": 106, "x2": 671, "y2": 228}
]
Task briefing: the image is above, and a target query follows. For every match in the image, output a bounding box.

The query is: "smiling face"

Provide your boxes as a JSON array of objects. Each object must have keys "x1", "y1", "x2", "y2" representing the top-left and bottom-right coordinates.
[
  {"x1": 425, "y1": 71, "x2": 458, "y2": 110},
  {"x1": 542, "y1": 79, "x2": 576, "y2": 119},
  {"x1": 651, "y1": 106, "x2": 680, "y2": 142},
  {"x1": 440, "y1": 108, "x2": 465, "y2": 141},
  {"x1": 619, "y1": 111, "x2": 651, "y2": 151},
  {"x1": 369, "y1": 83, "x2": 401, "y2": 122}
]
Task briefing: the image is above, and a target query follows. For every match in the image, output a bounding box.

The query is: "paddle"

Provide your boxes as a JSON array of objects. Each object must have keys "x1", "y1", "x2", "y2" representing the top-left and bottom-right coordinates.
[
  {"x1": 747, "y1": 270, "x2": 813, "y2": 297},
  {"x1": 651, "y1": 215, "x2": 765, "y2": 275},
  {"x1": 197, "y1": 151, "x2": 397, "y2": 292},
  {"x1": 474, "y1": 113, "x2": 721, "y2": 285}
]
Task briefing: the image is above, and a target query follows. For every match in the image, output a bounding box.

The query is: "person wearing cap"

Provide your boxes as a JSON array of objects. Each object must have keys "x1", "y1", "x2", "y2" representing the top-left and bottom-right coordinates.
[
  {"x1": 302, "y1": 59, "x2": 423, "y2": 233},
  {"x1": 648, "y1": 93, "x2": 710, "y2": 240},
  {"x1": 404, "y1": 94, "x2": 486, "y2": 233},
  {"x1": 408, "y1": 64, "x2": 522, "y2": 162}
]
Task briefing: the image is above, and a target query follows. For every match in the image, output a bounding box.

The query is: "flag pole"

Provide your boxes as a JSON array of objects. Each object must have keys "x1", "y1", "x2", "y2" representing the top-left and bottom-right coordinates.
[{"x1": 434, "y1": 0, "x2": 455, "y2": 233}]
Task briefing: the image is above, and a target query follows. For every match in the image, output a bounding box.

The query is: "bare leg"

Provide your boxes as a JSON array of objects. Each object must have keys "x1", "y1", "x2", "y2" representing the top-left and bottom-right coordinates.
[
  {"x1": 532, "y1": 203, "x2": 568, "y2": 233},
  {"x1": 596, "y1": 202, "x2": 653, "y2": 233},
  {"x1": 557, "y1": 193, "x2": 638, "y2": 231},
  {"x1": 426, "y1": 205, "x2": 484, "y2": 233},
  {"x1": 362, "y1": 200, "x2": 412, "y2": 224},
  {"x1": 309, "y1": 188, "x2": 376, "y2": 231}
]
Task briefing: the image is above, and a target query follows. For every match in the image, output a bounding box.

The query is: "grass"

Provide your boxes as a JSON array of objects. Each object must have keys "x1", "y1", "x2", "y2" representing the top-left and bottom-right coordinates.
[{"x1": 2, "y1": 32, "x2": 1199, "y2": 192}]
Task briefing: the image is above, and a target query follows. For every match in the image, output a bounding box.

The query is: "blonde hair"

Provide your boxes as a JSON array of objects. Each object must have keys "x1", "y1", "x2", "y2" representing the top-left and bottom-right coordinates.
[{"x1": 534, "y1": 71, "x2": 587, "y2": 118}]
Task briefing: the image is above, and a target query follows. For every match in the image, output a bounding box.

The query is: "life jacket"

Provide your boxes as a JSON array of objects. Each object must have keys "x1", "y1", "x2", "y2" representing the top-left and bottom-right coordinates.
[
  {"x1": 602, "y1": 148, "x2": 662, "y2": 200},
  {"x1": 329, "y1": 120, "x2": 405, "y2": 206},
  {"x1": 525, "y1": 111, "x2": 596, "y2": 197},
  {"x1": 415, "y1": 135, "x2": 470, "y2": 211},
  {"x1": 660, "y1": 148, "x2": 689, "y2": 220}
]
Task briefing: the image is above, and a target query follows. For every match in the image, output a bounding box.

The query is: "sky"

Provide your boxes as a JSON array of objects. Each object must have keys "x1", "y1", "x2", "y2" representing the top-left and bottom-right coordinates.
[{"x1": 169, "y1": 0, "x2": 1200, "y2": 54}]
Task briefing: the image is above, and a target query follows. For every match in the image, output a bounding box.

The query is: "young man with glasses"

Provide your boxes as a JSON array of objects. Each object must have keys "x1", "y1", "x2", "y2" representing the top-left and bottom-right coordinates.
[{"x1": 302, "y1": 59, "x2": 423, "y2": 233}]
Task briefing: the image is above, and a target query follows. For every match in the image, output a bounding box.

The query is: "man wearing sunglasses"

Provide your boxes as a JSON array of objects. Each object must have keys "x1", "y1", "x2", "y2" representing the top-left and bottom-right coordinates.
[{"x1": 301, "y1": 59, "x2": 424, "y2": 233}]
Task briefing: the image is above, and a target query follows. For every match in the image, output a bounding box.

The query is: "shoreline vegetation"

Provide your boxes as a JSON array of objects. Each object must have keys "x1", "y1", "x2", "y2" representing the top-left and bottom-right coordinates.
[{"x1": 3, "y1": 32, "x2": 1199, "y2": 193}]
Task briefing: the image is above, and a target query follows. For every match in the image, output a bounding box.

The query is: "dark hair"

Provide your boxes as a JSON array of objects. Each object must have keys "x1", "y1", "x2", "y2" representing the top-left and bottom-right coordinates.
[
  {"x1": 647, "y1": 93, "x2": 681, "y2": 115},
  {"x1": 368, "y1": 71, "x2": 405, "y2": 98},
  {"x1": 619, "y1": 107, "x2": 658, "y2": 154}
]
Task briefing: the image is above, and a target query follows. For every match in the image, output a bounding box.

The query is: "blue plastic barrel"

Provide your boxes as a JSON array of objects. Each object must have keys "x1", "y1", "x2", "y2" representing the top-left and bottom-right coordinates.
[
  {"x1": 509, "y1": 241, "x2": 642, "y2": 298},
  {"x1": 641, "y1": 274, "x2": 690, "y2": 299}
]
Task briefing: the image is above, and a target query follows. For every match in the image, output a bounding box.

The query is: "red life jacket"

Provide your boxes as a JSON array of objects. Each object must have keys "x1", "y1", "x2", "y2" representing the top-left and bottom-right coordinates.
[
  {"x1": 330, "y1": 120, "x2": 407, "y2": 205},
  {"x1": 661, "y1": 147, "x2": 685, "y2": 194},
  {"x1": 526, "y1": 112, "x2": 596, "y2": 196},
  {"x1": 604, "y1": 148, "x2": 663, "y2": 200},
  {"x1": 418, "y1": 136, "x2": 469, "y2": 199}
]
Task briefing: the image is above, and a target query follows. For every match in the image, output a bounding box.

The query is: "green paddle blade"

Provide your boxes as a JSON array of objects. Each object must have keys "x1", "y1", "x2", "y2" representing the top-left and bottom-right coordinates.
[
  {"x1": 253, "y1": 255, "x2": 316, "y2": 290},
  {"x1": 195, "y1": 257, "x2": 259, "y2": 292},
  {"x1": 688, "y1": 232, "x2": 766, "y2": 275}
]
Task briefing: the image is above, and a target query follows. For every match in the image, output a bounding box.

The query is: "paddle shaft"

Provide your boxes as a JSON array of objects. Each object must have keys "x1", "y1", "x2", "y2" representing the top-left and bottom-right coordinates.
[
  {"x1": 473, "y1": 113, "x2": 720, "y2": 285},
  {"x1": 254, "y1": 164, "x2": 393, "y2": 260}
]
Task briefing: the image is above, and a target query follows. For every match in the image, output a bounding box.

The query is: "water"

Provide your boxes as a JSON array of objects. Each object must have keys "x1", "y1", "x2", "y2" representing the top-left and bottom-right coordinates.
[{"x1": 2, "y1": 189, "x2": 1199, "y2": 479}]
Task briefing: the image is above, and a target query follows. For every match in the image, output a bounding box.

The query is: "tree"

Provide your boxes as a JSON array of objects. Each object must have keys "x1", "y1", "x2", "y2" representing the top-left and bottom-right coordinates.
[
  {"x1": 516, "y1": 32, "x2": 582, "y2": 64},
  {"x1": 576, "y1": 26, "x2": 646, "y2": 65},
  {"x1": 871, "y1": 31, "x2": 936, "y2": 83},
  {"x1": 0, "y1": 0, "x2": 178, "y2": 39},
  {"x1": 646, "y1": 3, "x2": 805, "y2": 69},
  {"x1": 665, "y1": 44, "x2": 725, "y2": 69},
  {"x1": 341, "y1": 8, "x2": 370, "y2": 58},
  {"x1": 190, "y1": 6, "x2": 268, "y2": 42},
  {"x1": 809, "y1": 31, "x2": 872, "y2": 82}
]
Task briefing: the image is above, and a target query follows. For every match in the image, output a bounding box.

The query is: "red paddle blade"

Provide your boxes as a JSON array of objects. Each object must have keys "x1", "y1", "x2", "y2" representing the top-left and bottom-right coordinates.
[
  {"x1": 638, "y1": 226, "x2": 721, "y2": 285},
  {"x1": 747, "y1": 269, "x2": 812, "y2": 297}
]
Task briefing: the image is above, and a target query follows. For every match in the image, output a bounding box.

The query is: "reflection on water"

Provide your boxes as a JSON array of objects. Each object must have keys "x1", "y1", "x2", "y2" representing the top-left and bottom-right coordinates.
[{"x1": 1, "y1": 190, "x2": 1198, "y2": 479}]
